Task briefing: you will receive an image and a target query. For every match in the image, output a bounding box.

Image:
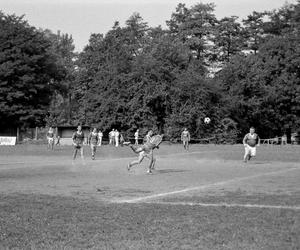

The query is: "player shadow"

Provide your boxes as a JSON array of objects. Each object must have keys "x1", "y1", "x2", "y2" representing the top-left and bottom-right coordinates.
[
  {"x1": 249, "y1": 161, "x2": 271, "y2": 165},
  {"x1": 156, "y1": 169, "x2": 189, "y2": 174}
]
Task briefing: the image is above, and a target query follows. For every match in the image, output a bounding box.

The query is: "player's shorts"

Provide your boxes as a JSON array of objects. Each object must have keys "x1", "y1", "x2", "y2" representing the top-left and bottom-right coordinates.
[
  {"x1": 74, "y1": 144, "x2": 83, "y2": 149},
  {"x1": 245, "y1": 145, "x2": 256, "y2": 157},
  {"x1": 182, "y1": 137, "x2": 189, "y2": 142},
  {"x1": 139, "y1": 150, "x2": 153, "y2": 158},
  {"x1": 48, "y1": 138, "x2": 54, "y2": 144},
  {"x1": 90, "y1": 144, "x2": 97, "y2": 149}
]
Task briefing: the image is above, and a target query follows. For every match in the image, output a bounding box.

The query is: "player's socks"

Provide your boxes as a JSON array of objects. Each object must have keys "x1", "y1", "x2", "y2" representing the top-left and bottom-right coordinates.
[{"x1": 127, "y1": 164, "x2": 131, "y2": 171}]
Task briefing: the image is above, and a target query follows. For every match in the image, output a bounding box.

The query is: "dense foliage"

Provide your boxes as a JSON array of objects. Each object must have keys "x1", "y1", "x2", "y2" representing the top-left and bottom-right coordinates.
[
  {"x1": 0, "y1": 1, "x2": 299, "y2": 142},
  {"x1": 0, "y1": 12, "x2": 66, "y2": 128}
]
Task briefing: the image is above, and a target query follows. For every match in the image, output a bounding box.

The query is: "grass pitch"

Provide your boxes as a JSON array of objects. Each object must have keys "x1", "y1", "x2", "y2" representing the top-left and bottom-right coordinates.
[{"x1": 0, "y1": 144, "x2": 299, "y2": 249}]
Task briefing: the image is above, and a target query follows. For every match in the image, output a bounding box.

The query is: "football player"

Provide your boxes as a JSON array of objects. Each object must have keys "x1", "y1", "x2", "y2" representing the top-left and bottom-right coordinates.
[
  {"x1": 46, "y1": 127, "x2": 55, "y2": 150},
  {"x1": 243, "y1": 127, "x2": 260, "y2": 163},
  {"x1": 88, "y1": 128, "x2": 99, "y2": 160},
  {"x1": 72, "y1": 125, "x2": 85, "y2": 160},
  {"x1": 126, "y1": 130, "x2": 162, "y2": 174}
]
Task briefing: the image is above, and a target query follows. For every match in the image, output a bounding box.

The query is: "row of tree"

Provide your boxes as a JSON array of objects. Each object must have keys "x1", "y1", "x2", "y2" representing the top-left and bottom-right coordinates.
[{"x1": 0, "y1": 1, "x2": 299, "y2": 141}]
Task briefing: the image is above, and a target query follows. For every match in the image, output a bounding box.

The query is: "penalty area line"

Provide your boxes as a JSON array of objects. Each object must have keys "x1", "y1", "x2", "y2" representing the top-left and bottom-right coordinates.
[
  {"x1": 117, "y1": 167, "x2": 300, "y2": 203},
  {"x1": 139, "y1": 201, "x2": 300, "y2": 211}
]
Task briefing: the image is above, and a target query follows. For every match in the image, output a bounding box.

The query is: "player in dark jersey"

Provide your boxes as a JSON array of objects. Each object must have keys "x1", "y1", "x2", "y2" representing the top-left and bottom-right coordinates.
[
  {"x1": 46, "y1": 127, "x2": 55, "y2": 150},
  {"x1": 88, "y1": 128, "x2": 99, "y2": 160},
  {"x1": 243, "y1": 127, "x2": 260, "y2": 163},
  {"x1": 72, "y1": 125, "x2": 85, "y2": 160}
]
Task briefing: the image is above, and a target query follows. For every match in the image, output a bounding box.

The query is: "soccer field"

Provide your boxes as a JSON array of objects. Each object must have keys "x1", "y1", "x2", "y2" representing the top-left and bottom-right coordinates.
[{"x1": 0, "y1": 144, "x2": 299, "y2": 249}]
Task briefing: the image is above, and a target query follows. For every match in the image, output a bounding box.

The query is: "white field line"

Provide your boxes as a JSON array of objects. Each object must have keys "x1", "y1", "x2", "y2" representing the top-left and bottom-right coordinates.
[
  {"x1": 0, "y1": 162, "x2": 30, "y2": 165},
  {"x1": 138, "y1": 201, "x2": 300, "y2": 211},
  {"x1": 117, "y1": 167, "x2": 300, "y2": 203}
]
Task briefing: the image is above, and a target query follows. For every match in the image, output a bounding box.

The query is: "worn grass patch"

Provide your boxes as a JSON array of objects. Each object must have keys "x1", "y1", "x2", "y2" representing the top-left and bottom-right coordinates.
[{"x1": 0, "y1": 194, "x2": 299, "y2": 250}]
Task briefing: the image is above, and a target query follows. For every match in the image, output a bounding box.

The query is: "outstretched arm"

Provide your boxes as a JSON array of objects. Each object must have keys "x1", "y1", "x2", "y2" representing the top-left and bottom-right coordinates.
[
  {"x1": 154, "y1": 134, "x2": 164, "y2": 149},
  {"x1": 257, "y1": 135, "x2": 261, "y2": 146},
  {"x1": 72, "y1": 133, "x2": 77, "y2": 146},
  {"x1": 243, "y1": 134, "x2": 248, "y2": 146}
]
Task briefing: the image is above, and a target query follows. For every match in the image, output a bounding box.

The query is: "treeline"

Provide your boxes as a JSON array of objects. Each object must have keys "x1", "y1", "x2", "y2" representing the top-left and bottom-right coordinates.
[{"x1": 0, "y1": 2, "x2": 299, "y2": 141}]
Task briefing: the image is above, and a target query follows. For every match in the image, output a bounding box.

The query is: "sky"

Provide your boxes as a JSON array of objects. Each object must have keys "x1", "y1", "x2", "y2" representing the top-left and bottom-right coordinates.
[{"x1": 0, "y1": 0, "x2": 297, "y2": 51}]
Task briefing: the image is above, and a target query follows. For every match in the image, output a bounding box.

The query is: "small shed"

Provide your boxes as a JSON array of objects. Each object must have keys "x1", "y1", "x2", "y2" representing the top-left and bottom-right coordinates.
[{"x1": 57, "y1": 125, "x2": 90, "y2": 145}]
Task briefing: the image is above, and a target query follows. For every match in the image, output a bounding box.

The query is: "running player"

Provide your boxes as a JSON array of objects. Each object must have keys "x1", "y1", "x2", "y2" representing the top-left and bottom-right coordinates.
[
  {"x1": 46, "y1": 127, "x2": 55, "y2": 150},
  {"x1": 88, "y1": 128, "x2": 99, "y2": 160},
  {"x1": 126, "y1": 130, "x2": 162, "y2": 174},
  {"x1": 115, "y1": 129, "x2": 120, "y2": 147},
  {"x1": 243, "y1": 127, "x2": 260, "y2": 163},
  {"x1": 72, "y1": 125, "x2": 85, "y2": 160},
  {"x1": 181, "y1": 128, "x2": 191, "y2": 151}
]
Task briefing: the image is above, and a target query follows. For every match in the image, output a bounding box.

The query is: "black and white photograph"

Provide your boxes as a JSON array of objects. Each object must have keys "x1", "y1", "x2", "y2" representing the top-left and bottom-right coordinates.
[{"x1": 0, "y1": 0, "x2": 299, "y2": 249}]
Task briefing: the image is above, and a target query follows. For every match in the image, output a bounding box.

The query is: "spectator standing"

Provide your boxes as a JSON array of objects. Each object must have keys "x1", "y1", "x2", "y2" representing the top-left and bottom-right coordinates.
[
  {"x1": 98, "y1": 130, "x2": 103, "y2": 146},
  {"x1": 115, "y1": 129, "x2": 120, "y2": 147},
  {"x1": 134, "y1": 129, "x2": 139, "y2": 145},
  {"x1": 109, "y1": 129, "x2": 114, "y2": 145},
  {"x1": 281, "y1": 134, "x2": 287, "y2": 145}
]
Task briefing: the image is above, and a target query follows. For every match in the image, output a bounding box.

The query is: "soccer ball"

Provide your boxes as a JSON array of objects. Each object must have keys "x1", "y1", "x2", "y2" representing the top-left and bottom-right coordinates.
[{"x1": 204, "y1": 117, "x2": 211, "y2": 124}]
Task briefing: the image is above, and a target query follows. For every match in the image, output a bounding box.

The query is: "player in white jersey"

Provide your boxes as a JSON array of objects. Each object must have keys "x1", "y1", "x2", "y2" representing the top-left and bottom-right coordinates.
[
  {"x1": 109, "y1": 129, "x2": 115, "y2": 145},
  {"x1": 181, "y1": 128, "x2": 191, "y2": 151},
  {"x1": 134, "y1": 129, "x2": 139, "y2": 145},
  {"x1": 46, "y1": 127, "x2": 55, "y2": 150},
  {"x1": 243, "y1": 127, "x2": 260, "y2": 163},
  {"x1": 98, "y1": 130, "x2": 103, "y2": 146},
  {"x1": 115, "y1": 129, "x2": 120, "y2": 147},
  {"x1": 88, "y1": 128, "x2": 99, "y2": 160}
]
